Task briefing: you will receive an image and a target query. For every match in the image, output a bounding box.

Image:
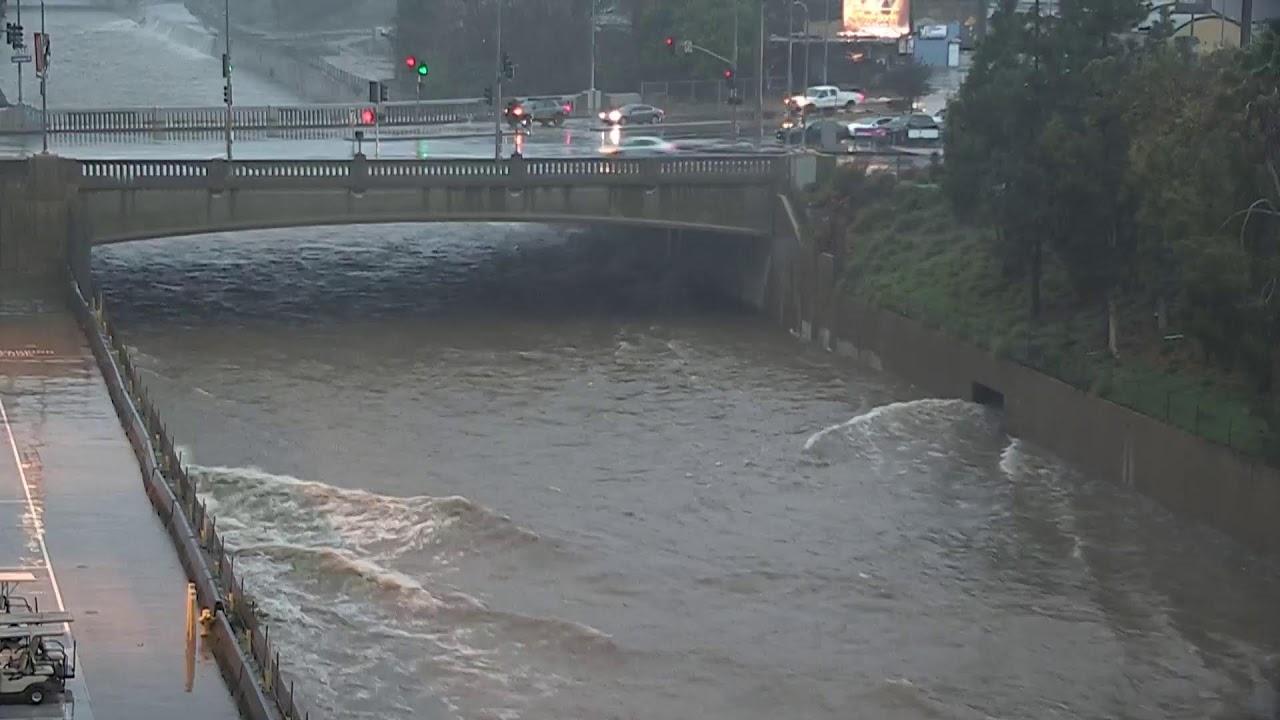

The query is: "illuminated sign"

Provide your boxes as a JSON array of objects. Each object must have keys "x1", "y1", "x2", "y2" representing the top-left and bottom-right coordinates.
[{"x1": 842, "y1": 0, "x2": 910, "y2": 39}]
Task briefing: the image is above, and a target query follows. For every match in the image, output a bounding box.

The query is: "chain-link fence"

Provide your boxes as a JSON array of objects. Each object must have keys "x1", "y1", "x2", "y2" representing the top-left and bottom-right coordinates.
[
  {"x1": 71, "y1": 276, "x2": 314, "y2": 720},
  {"x1": 641, "y1": 76, "x2": 789, "y2": 107}
]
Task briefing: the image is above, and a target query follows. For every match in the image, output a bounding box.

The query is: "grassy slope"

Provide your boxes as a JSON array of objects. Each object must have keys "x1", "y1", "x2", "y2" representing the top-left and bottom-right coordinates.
[{"x1": 841, "y1": 183, "x2": 1272, "y2": 457}]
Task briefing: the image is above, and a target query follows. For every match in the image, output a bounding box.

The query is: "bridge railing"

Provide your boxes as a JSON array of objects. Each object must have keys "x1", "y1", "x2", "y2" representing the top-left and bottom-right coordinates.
[
  {"x1": 76, "y1": 156, "x2": 788, "y2": 190},
  {"x1": 0, "y1": 98, "x2": 489, "y2": 134}
]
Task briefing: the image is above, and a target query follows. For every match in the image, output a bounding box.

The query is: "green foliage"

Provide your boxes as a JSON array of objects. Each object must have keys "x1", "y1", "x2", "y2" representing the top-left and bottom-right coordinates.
[
  {"x1": 823, "y1": 15, "x2": 1280, "y2": 460},
  {"x1": 880, "y1": 59, "x2": 933, "y2": 104}
]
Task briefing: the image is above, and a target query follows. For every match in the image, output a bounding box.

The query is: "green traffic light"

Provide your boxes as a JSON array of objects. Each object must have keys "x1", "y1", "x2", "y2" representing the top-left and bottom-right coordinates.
[{"x1": 416, "y1": 63, "x2": 428, "y2": 76}]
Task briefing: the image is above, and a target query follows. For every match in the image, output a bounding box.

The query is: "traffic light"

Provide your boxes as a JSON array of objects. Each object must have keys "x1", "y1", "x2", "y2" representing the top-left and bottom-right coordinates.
[
  {"x1": 665, "y1": 36, "x2": 675, "y2": 54},
  {"x1": 5, "y1": 22, "x2": 22, "y2": 48},
  {"x1": 360, "y1": 108, "x2": 375, "y2": 124},
  {"x1": 501, "y1": 51, "x2": 514, "y2": 80},
  {"x1": 222, "y1": 83, "x2": 232, "y2": 104},
  {"x1": 368, "y1": 80, "x2": 379, "y2": 103},
  {"x1": 723, "y1": 68, "x2": 736, "y2": 89},
  {"x1": 221, "y1": 52, "x2": 231, "y2": 78},
  {"x1": 483, "y1": 86, "x2": 493, "y2": 104},
  {"x1": 404, "y1": 54, "x2": 416, "y2": 68},
  {"x1": 415, "y1": 61, "x2": 428, "y2": 77},
  {"x1": 380, "y1": 83, "x2": 389, "y2": 103}
]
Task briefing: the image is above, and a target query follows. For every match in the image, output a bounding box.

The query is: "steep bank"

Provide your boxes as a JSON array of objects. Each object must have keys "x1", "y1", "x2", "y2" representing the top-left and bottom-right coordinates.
[{"x1": 776, "y1": 179, "x2": 1280, "y2": 556}]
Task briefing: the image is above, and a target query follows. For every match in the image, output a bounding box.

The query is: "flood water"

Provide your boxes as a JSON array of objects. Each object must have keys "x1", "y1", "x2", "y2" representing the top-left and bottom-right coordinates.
[{"x1": 94, "y1": 223, "x2": 1280, "y2": 720}]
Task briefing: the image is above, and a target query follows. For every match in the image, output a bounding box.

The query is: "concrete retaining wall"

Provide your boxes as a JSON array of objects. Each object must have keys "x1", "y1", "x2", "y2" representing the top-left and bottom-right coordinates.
[
  {"x1": 68, "y1": 275, "x2": 303, "y2": 720},
  {"x1": 771, "y1": 242, "x2": 1280, "y2": 557}
]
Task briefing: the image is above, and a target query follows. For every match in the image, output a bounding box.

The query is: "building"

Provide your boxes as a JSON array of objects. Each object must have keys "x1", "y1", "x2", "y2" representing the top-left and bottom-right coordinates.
[
  {"x1": 1136, "y1": 1, "x2": 1244, "y2": 50},
  {"x1": 911, "y1": 22, "x2": 962, "y2": 66}
]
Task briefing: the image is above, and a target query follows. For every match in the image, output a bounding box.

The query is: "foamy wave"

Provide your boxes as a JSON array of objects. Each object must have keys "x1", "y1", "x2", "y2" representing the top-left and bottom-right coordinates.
[
  {"x1": 803, "y1": 397, "x2": 984, "y2": 454},
  {"x1": 998, "y1": 439, "x2": 1085, "y2": 561},
  {"x1": 190, "y1": 463, "x2": 541, "y2": 553},
  {"x1": 184, "y1": 461, "x2": 609, "y2": 717}
]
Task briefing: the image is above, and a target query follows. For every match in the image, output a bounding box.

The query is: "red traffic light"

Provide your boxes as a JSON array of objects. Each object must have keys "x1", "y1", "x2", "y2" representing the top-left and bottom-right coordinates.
[
  {"x1": 360, "y1": 108, "x2": 375, "y2": 124},
  {"x1": 404, "y1": 55, "x2": 416, "y2": 67},
  {"x1": 665, "y1": 36, "x2": 674, "y2": 46},
  {"x1": 723, "y1": 69, "x2": 734, "y2": 79}
]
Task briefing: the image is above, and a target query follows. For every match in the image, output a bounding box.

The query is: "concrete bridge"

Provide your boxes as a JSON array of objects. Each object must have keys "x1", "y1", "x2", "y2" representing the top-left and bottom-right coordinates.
[{"x1": 0, "y1": 153, "x2": 813, "y2": 291}]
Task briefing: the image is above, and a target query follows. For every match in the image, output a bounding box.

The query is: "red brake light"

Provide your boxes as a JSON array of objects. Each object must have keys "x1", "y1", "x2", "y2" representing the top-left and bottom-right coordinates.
[{"x1": 513, "y1": 107, "x2": 523, "y2": 115}]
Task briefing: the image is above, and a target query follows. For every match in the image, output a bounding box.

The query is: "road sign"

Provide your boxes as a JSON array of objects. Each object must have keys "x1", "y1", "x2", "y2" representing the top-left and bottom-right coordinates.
[
  {"x1": 682, "y1": 40, "x2": 694, "y2": 55},
  {"x1": 33, "y1": 32, "x2": 44, "y2": 75},
  {"x1": 10, "y1": 53, "x2": 29, "y2": 63}
]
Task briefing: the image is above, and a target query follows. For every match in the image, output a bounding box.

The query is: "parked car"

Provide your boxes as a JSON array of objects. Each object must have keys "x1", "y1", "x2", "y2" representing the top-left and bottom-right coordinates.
[
  {"x1": 600, "y1": 136, "x2": 678, "y2": 156},
  {"x1": 849, "y1": 116, "x2": 897, "y2": 145},
  {"x1": 776, "y1": 118, "x2": 852, "y2": 146},
  {"x1": 599, "y1": 104, "x2": 666, "y2": 125},
  {"x1": 884, "y1": 113, "x2": 942, "y2": 144}
]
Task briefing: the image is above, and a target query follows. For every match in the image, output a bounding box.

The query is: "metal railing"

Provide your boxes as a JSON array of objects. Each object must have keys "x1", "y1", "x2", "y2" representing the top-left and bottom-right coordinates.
[
  {"x1": 0, "y1": 98, "x2": 488, "y2": 135},
  {"x1": 69, "y1": 276, "x2": 314, "y2": 720},
  {"x1": 74, "y1": 156, "x2": 788, "y2": 190}
]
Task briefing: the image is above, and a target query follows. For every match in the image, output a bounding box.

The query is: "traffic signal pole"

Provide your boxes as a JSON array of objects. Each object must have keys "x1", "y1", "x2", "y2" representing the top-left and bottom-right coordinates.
[
  {"x1": 222, "y1": 0, "x2": 232, "y2": 160},
  {"x1": 37, "y1": 0, "x2": 44, "y2": 153},
  {"x1": 15, "y1": 0, "x2": 21, "y2": 104},
  {"x1": 492, "y1": 0, "x2": 502, "y2": 161}
]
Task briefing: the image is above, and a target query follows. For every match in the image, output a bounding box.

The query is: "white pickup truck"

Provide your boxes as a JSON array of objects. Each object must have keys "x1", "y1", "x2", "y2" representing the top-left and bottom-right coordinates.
[{"x1": 786, "y1": 85, "x2": 866, "y2": 113}]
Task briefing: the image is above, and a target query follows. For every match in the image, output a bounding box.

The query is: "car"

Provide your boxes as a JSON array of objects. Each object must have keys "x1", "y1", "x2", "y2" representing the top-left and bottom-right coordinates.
[
  {"x1": 599, "y1": 103, "x2": 665, "y2": 125},
  {"x1": 785, "y1": 85, "x2": 866, "y2": 114},
  {"x1": 776, "y1": 118, "x2": 852, "y2": 146},
  {"x1": 849, "y1": 116, "x2": 896, "y2": 144},
  {"x1": 502, "y1": 99, "x2": 533, "y2": 130},
  {"x1": 884, "y1": 113, "x2": 942, "y2": 144},
  {"x1": 600, "y1": 136, "x2": 677, "y2": 156},
  {"x1": 515, "y1": 97, "x2": 572, "y2": 127}
]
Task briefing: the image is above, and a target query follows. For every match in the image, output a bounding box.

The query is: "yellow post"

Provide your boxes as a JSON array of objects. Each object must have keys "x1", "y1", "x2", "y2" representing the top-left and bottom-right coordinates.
[{"x1": 185, "y1": 582, "x2": 197, "y2": 692}]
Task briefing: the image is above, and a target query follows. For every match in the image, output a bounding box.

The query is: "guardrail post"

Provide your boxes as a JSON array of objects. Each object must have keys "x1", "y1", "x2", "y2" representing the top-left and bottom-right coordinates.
[
  {"x1": 507, "y1": 155, "x2": 526, "y2": 183},
  {"x1": 349, "y1": 153, "x2": 368, "y2": 194},
  {"x1": 209, "y1": 158, "x2": 229, "y2": 194}
]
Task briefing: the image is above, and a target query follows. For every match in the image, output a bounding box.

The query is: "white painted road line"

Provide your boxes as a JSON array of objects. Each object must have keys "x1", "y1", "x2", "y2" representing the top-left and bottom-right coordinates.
[{"x1": 0, "y1": 395, "x2": 71, "y2": 633}]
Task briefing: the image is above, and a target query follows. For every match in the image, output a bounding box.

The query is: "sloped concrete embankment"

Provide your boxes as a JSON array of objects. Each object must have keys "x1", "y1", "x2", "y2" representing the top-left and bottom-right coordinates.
[
  {"x1": 69, "y1": 271, "x2": 314, "y2": 720},
  {"x1": 138, "y1": 1, "x2": 371, "y2": 102}
]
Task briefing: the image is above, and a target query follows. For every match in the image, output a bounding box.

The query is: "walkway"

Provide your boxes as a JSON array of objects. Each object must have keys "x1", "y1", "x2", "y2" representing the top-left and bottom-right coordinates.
[{"x1": 0, "y1": 292, "x2": 238, "y2": 720}]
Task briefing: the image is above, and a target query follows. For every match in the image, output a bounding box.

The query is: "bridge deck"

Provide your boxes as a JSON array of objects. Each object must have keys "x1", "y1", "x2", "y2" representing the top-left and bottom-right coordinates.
[{"x1": 0, "y1": 298, "x2": 238, "y2": 720}]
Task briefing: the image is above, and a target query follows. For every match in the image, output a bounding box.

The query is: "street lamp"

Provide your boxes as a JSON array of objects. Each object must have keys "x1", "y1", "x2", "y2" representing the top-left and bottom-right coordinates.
[
  {"x1": 588, "y1": 0, "x2": 597, "y2": 112},
  {"x1": 787, "y1": 0, "x2": 809, "y2": 91},
  {"x1": 223, "y1": 0, "x2": 232, "y2": 160},
  {"x1": 822, "y1": 0, "x2": 830, "y2": 83},
  {"x1": 756, "y1": 0, "x2": 765, "y2": 144}
]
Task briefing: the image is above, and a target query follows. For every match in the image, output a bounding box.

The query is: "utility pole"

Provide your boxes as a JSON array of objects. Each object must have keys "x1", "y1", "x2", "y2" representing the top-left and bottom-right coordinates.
[
  {"x1": 588, "y1": 0, "x2": 596, "y2": 112},
  {"x1": 757, "y1": 0, "x2": 765, "y2": 144},
  {"x1": 37, "y1": 0, "x2": 44, "y2": 153},
  {"x1": 15, "y1": 0, "x2": 21, "y2": 104},
  {"x1": 822, "y1": 0, "x2": 829, "y2": 83},
  {"x1": 785, "y1": 2, "x2": 792, "y2": 94},
  {"x1": 732, "y1": 4, "x2": 739, "y2": 138},
  {"x1": 222, "y1": 0, "x2": 232, "y2": 160},
  {"x1": 493, "y1": 0, "x2": 502, "y2": 160}
]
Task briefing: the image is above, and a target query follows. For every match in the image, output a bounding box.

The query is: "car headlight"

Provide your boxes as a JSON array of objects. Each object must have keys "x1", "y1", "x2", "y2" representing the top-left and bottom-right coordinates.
[{"x1": 608, "y1": 110, "x2": 621, "y2": 122}]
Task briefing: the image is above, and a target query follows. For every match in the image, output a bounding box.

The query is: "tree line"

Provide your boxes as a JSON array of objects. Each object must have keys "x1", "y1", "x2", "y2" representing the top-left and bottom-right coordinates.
[
  {"x1": 940, "y1": 0, "x2": 1280, "y2": 432},
  {"x1": 390, "y1": 0, "x2": 860, "y2": 98}
]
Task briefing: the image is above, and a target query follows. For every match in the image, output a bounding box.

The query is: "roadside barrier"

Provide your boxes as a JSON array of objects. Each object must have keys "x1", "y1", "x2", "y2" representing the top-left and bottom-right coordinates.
[{"x1": 67, "y1": 273, "x2": 313, "y2": 720}]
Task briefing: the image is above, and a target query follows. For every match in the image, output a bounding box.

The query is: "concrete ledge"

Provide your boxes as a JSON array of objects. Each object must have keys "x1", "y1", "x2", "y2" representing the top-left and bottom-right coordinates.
[{"x1": 67, "y1": 276, "x2": 291, "y2": 720}]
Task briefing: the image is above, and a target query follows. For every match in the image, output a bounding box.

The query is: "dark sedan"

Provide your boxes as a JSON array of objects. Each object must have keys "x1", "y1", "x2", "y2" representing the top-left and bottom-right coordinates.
[{"x1": 598, "y1": 103, "x2": 665, "y2": 125}]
